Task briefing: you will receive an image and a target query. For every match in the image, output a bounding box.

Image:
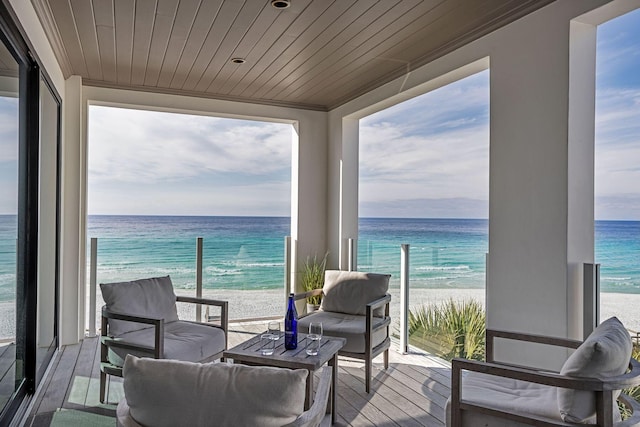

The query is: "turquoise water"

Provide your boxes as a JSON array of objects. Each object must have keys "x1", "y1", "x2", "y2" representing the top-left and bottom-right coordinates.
[{"x1": 0, "y1": 215, "x2": 638, "y2": 300}]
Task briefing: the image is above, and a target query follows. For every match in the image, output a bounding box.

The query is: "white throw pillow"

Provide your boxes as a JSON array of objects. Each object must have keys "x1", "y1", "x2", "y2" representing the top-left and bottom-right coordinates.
[
  {"x1": 123, "y1": 356, "x2": 307, "y2": 427},
  {"x1": 100, "y1": 275, "x2": 179, "y2": 336},
  {"x1": 557, "y1": 316, "x2": 632, "y2": 423}
]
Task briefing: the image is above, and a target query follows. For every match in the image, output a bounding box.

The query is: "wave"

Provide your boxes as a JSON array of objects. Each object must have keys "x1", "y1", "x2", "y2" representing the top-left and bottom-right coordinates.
[
  {"x1": 415, "y1": 265, "x2": 471, "y2": 271},
  {"x1": 240, "y1": 262, "x2": 285, "y2": 268}
]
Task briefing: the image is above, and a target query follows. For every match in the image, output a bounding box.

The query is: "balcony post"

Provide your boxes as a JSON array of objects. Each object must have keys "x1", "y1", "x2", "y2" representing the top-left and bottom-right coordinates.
[
  {"x1": 88, "y1": 237, "x2": 97, "y2": 337},
  {"x1": 196, "y1": 237, "x2": 203, "y2": 322},
  {"x1": 583, "y1": 263, "x2": 600, "y2": 340},
  {"x1": 399, "y1": 244, "x2": 410, "y2": 354},
  {"x1": 285, "y1": 236, "x2": 292, "y2": 300},
  {"x1": 348, "y1": 238, "x2": 357, "y2": 271}
]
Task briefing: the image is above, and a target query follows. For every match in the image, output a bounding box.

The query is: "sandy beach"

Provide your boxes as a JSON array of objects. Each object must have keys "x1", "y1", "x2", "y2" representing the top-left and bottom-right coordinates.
[
  {"x1": 170, "y1": 287, "x2": 640, "y2": 334},
  {"x1": 0, "y1": 287, "x2": 635, "y2": 341}
]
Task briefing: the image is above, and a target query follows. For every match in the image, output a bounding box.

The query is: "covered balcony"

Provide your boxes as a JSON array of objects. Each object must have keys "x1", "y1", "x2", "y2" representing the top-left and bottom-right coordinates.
[{"x1": 1, "y1": 0, "x2": 639, "y2": 425}]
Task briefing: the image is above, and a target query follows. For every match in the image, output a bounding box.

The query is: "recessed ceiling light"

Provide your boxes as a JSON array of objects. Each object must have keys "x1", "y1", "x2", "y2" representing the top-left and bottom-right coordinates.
[
  {"x1": 230, "y1": 58, "x2": 246, "y2": 64},
  {"x1": 271, "y1": 0, "x2": 290, "y2": 9}
]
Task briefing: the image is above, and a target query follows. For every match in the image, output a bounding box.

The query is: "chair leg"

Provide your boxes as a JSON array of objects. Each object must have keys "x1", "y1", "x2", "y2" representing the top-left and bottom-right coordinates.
[
  {"x1": 99, "y1": 371, "x2": 107, "y2": 403},
  {"x1": 384, "y1": 348, "x2": 389, "y2": 370},
  {"x1": 365, "y1": 357, "x2": 371, "y2": 393}
]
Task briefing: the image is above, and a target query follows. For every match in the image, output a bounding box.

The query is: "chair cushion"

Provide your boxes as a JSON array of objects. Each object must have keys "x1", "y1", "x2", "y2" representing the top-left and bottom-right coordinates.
[
  {"x1": 108, "y1": 320, "x2": 226, "y2": 367},
  {"x1": 558, "y1": 316, "x2": 631, "y2": 423},
  {"x1": 445, "y1": 371, "x2": 561, "y2": 427},
  {"x1": 298, "y1": 311, "x2": 388, "y2": 354},
  {"x1": 123, "y1": 356, "x2": 307, "y2": 427},
  {"x1": 101, "y1": 276, "x2": 179, "y2": 336},
  {"x1": 320, "y1": 270, "x2": 390, "y2": 316}
]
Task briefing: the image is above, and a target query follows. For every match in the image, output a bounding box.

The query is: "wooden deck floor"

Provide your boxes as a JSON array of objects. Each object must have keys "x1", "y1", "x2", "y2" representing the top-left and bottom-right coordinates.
[{"x1": 24, "y1": 322, "x2": 451, "y2": 427}]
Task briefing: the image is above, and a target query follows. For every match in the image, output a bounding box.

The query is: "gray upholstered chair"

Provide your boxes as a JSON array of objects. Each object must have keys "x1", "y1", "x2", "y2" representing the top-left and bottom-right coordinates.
[
  {"x1": 99, "y1": 275, "x2": 228, "y2": 403},
  {"x1": 297, "y1": 270, "x2": 391, "y2": 393},
  {"x1": 446, "y1": 316, "x2": 640, "y2": 427},
  {"x1": 116, "y1": 355, "x2": 332, "y2": 427}
]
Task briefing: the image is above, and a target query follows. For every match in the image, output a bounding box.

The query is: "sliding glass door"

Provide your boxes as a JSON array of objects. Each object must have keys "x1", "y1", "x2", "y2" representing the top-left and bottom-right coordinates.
[
  {"x1": 0, "y1": 3, "x2": 61, "y2": 422},
  {"x1": 0, "y1": 30, "x2": 22, "y2": 415}
]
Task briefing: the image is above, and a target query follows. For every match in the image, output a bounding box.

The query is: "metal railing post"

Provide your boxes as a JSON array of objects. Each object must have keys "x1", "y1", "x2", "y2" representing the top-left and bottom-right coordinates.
[
  {"x1": 88, "y1": 237, "x2": 97, "y2": 337},
  {"x1": 348, "y1": 238, "x2": 357, "y2": 271},
  {"x1": 196, "y1": 237, "x2": 203, "y2": 322},
  {"x1": 583, "y1": 263, "x2": 600, "y2": 340},
  {"x1": 285, "y1": 236, "x2": 292, "y2": 300},
  {"x1": 399, "y1": 244, "x2": 410, "y2": 354}
]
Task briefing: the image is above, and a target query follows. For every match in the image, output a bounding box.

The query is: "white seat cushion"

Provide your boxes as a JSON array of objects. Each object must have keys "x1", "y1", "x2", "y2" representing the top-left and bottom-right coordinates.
[
  {"x1": 445, "y1": 371, "x2": 560, "y2": 427},
  {"x1": 108, "y1": 320, "x2": 226, "y2": 366},
  {"x1": 298, "y1": 311, "x2": 387, "y2": 354},
  {"x1": 123, "y1": 356, "x2": 307, "y2": 427}
]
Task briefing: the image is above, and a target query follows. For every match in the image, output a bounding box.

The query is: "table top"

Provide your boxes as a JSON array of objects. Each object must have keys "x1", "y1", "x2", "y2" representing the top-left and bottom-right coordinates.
[{"x1": 224, "y1": 332, "x2": 346, "y2": 371}]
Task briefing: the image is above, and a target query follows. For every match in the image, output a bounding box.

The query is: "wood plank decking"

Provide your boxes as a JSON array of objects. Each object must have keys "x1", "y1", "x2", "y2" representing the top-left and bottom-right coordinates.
[{"x1": 24, "y1": 322, "x2": 451, "y2": 427}]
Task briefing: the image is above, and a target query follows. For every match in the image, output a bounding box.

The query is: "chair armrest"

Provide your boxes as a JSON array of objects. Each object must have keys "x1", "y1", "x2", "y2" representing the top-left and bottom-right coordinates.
[
  {"x1": 364, "y1": 294, "x2": 392, "y2": 356},
  {"x1": 101, "y1": 306, "x2": 164, "y2": 358},
  {"x1": 486, "y1": 329, "x2": 582, "y2": 362},
  {"x1": 366, "y1": 294, "x2": 391, "y2": 327},
  {"x1": 619, "y1": 392, "x2": 640, "y2": 426},
  {"x1": 366, "y1": 293, "x2": 392, "y2": 312},
  {"x1": 284, "y1": 366, "x2": 332, "y2": 427},
  {"x1": 176, "y1": 296, "x2": 228, "y2": 328}
]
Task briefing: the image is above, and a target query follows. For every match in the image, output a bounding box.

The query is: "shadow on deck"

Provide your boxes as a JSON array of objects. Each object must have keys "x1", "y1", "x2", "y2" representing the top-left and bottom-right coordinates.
[{"x1": 24, "y1": 322, "x2": 451, "y2": 427}]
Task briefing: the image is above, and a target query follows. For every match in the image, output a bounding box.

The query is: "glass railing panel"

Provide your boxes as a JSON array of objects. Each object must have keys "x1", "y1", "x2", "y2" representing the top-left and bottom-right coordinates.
[
  {"x1": 358, "y1": 236, "x2": 487, "y2": 359},
  {"x1": 87, "y1": 236, "x2": 286, "y2": 331}
]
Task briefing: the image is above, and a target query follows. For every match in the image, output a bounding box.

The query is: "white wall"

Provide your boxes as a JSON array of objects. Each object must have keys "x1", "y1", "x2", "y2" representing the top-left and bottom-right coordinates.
[{"x1": 327, "y1": 0, "x2": 620, "y2": 366}]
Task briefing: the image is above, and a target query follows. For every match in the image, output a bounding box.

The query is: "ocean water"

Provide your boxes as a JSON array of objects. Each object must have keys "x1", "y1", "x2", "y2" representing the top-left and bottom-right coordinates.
[{"x1": 0, "y1": 215, "x2": 638, "y2": 301}]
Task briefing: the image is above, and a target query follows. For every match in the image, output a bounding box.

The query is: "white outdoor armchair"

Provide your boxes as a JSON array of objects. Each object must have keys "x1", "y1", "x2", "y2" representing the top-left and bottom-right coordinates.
[
  {"x1": 446, "y1": 317, "x2": 640, "y2": 427},
  {"x1": 99, "y1": 275, "x2": 228, "y2": 403},
  {"x1": 296, "y1": 270, "x2": 391, "y2": 393}
]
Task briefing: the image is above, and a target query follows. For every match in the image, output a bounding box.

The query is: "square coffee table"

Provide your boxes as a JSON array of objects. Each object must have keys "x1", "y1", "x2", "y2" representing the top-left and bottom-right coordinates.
[{"x1": 224, "y1": 332, "x2": 345, "y2": 425}]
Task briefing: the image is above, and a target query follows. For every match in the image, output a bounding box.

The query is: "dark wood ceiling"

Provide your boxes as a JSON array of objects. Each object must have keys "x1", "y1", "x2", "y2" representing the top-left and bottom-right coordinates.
[{"x1": 31, "y1": 0, "x2": 555, "y2": 110}]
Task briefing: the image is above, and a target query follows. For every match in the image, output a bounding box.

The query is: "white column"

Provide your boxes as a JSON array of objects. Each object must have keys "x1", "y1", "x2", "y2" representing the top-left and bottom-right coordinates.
[
  {"x1": 327, "y1": 115, "x2": 359, "y2": 270},
  {"x1": 60, "y1": 75, "x2": 84, "y2": 345},
  {"x1": 487, "y1": 4, "x2": 597, "y2": 368}
]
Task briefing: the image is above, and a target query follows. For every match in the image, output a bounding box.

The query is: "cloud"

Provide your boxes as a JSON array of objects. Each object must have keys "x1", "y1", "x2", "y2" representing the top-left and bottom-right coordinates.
[
  {"x1": 360, "y1": 197, "x2": 487, "y2": 219},
  {"x1": 359, "y1": 71, "x2": 490, "y2": 218},
  {"x1": 87, "y1": 106, "x2": 292, "y2": 215},
  {"x1": 88, "y1": 106, "x2": 292, "y2": 184}
]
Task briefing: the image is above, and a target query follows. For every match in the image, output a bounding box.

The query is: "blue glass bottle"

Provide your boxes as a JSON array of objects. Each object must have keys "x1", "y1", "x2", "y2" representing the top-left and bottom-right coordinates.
[{"x1": 284, "y1": 293, "x2": 298, "y2": 350}]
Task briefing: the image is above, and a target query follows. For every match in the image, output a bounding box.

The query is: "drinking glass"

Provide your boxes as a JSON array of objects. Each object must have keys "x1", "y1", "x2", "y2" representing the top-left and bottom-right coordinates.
[
  {"x1": 306, "y1": 322, "x2": 322, "y2": 356},
  {"x1": 267, "y1": 321, "x2": 280, "y2": 337},
  {"x1": 261, "y1": 334, "x2": 276, "y2": 355}
]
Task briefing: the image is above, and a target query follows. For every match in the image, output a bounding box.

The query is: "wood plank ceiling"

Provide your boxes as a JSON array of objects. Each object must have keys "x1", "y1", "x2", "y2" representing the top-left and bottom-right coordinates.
[{"x1": 31, "y1": 0, "x2": 555, "y2": 111}]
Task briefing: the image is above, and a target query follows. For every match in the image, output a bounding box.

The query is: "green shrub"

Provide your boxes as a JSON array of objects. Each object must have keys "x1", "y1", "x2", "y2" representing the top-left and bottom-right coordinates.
[
  {"x1": 299, "y1": 253, "x2": 328, "y2": 305},
  {"x1": 408, "y1": 298, "x2": 486, "y2": 361}
]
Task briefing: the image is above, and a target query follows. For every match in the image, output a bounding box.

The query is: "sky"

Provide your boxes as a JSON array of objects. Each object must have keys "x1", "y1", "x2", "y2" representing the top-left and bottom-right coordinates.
[
  {"x1": 87, "y1": 108, "x2": 292, "y2": 216},
  {"x1": 85, "y1": 9, "x2": 638, "y2": 219}
]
